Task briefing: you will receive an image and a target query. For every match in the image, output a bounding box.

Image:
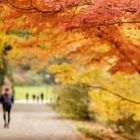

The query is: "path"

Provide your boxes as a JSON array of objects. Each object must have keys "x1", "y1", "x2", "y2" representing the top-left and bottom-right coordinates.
[{"x1": 0, "y1": 103, "x2": 81, "y2": 140}]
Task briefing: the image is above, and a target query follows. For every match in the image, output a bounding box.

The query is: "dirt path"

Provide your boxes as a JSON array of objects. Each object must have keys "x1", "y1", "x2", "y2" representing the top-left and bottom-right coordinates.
[{"x1": 0, "y1": 103, "x2": 81, "y2": 140}]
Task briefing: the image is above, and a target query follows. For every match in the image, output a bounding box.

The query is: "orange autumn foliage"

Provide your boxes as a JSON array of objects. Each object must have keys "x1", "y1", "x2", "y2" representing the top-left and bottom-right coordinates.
[{"x1": 0, "y1": 0, "x2": 140, "y2": 73}]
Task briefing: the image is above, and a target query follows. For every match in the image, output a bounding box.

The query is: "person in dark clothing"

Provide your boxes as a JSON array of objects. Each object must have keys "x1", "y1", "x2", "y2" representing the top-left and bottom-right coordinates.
[
  {"x1": 32, "y1": 94, "x2": 36, "y2": 103},
  {"x1": 36, "y1": 94, "x2": 40, "y2": 103},
  {"x1": 40, "y1": 93, "x2": 44, "y2": 103},
  {"x1": 0, "y1": 88, "x2": 14, "y2": 128},
  {"x1": 26, "y1": 93, "x2": 29, "y2": 103}
]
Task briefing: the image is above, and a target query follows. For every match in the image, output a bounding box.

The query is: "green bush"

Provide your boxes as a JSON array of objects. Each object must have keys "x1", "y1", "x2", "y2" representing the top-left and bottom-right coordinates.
[{"x1": 56, "y1": 84, "x2": 90, "y2": 119}]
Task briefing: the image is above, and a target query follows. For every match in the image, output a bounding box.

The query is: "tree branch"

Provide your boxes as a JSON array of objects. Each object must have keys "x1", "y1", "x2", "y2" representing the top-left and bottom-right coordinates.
[
  {"x1": 29, "y1": 0, "x2": 62, "y2": 15},
  {"x1": 6, "y1": 0, "x2": 91, "y2": 15},
  {"x1": 112, "y1": 42, "x2": 140, "y2": 73},
  {"x1": 89, "y1": 85, "x2": 140, "y2": 104},
  {"x1": 7, "y1": 0, "x2": 34, "y2": 11}
]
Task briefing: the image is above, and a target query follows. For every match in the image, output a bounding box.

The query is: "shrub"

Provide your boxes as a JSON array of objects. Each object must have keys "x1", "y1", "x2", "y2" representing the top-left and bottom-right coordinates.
[{"x1": 56, "y1": 84, "x2": 90, "y2": 119}]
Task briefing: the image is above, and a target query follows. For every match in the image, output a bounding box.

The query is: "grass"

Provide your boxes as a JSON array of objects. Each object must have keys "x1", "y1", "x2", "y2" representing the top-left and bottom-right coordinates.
[{"x1": 14, "y1": 85, "x2": 56, "y2": 101}]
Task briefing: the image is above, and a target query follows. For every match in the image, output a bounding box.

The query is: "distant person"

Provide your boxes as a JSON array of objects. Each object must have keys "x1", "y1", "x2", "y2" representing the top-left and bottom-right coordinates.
[
  {"x1": 32, "y1": 94, "x2": 36, "y2": 103},
  {"x1": 26, "y1": 93, "x2": 29, "y2": 103},
  {"x1": 40, "y1": 93, "x2": 44, "y2": 103},
  {"x1": 36, "y1": 94, "x2": 40, "y2": 103},
  {"x1": 0, "y1": 88, "x2": 14, "y2": 128}
]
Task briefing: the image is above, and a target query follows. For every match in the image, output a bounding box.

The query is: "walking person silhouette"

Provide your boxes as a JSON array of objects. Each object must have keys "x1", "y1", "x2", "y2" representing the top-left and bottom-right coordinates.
[
  {"x1": 0, "y1": 88, "x2": 14, "y2": 128},
  {"x1": 32, "y1": 94, "x2": 36, "y2": 103},
  {"x1": 36, "y1": 94, "x2": 40, "y2": 103},
  {"x1": 40, "y1": 93, "x2": 44, "y2": 103},
  {"x1": 26, "y1": 92, "x2": 29, "y2": 103}
]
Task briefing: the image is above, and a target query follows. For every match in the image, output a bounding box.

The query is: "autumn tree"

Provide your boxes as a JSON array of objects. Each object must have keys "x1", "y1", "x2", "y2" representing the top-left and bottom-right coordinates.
[
  {"x1": 1, "y1": 0, "x2": 140, "y2": 108},
  {"x1": 2, "y1": 2, "x2": 140, "y2": 135},
  {"x1": 0, "y1": 0, "x2": 140, "y2": 74}
]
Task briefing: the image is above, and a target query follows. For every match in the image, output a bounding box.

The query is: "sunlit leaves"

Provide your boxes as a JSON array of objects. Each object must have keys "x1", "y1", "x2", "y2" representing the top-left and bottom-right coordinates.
[
  {"x1": 89, "y1": 72, "x2": 140, "y2": 121},
  {"x1": 1, "y1": 0, "x2": 140, "y2": 73},
  {"x1": 49, "y1": 63, "x2": 140, "y2": 121}
]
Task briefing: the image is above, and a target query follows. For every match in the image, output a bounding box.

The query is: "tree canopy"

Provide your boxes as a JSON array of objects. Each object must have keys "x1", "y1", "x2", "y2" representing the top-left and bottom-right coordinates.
[{"x1": 0, "y1": 0, "x2": 140, "y2": 74}]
